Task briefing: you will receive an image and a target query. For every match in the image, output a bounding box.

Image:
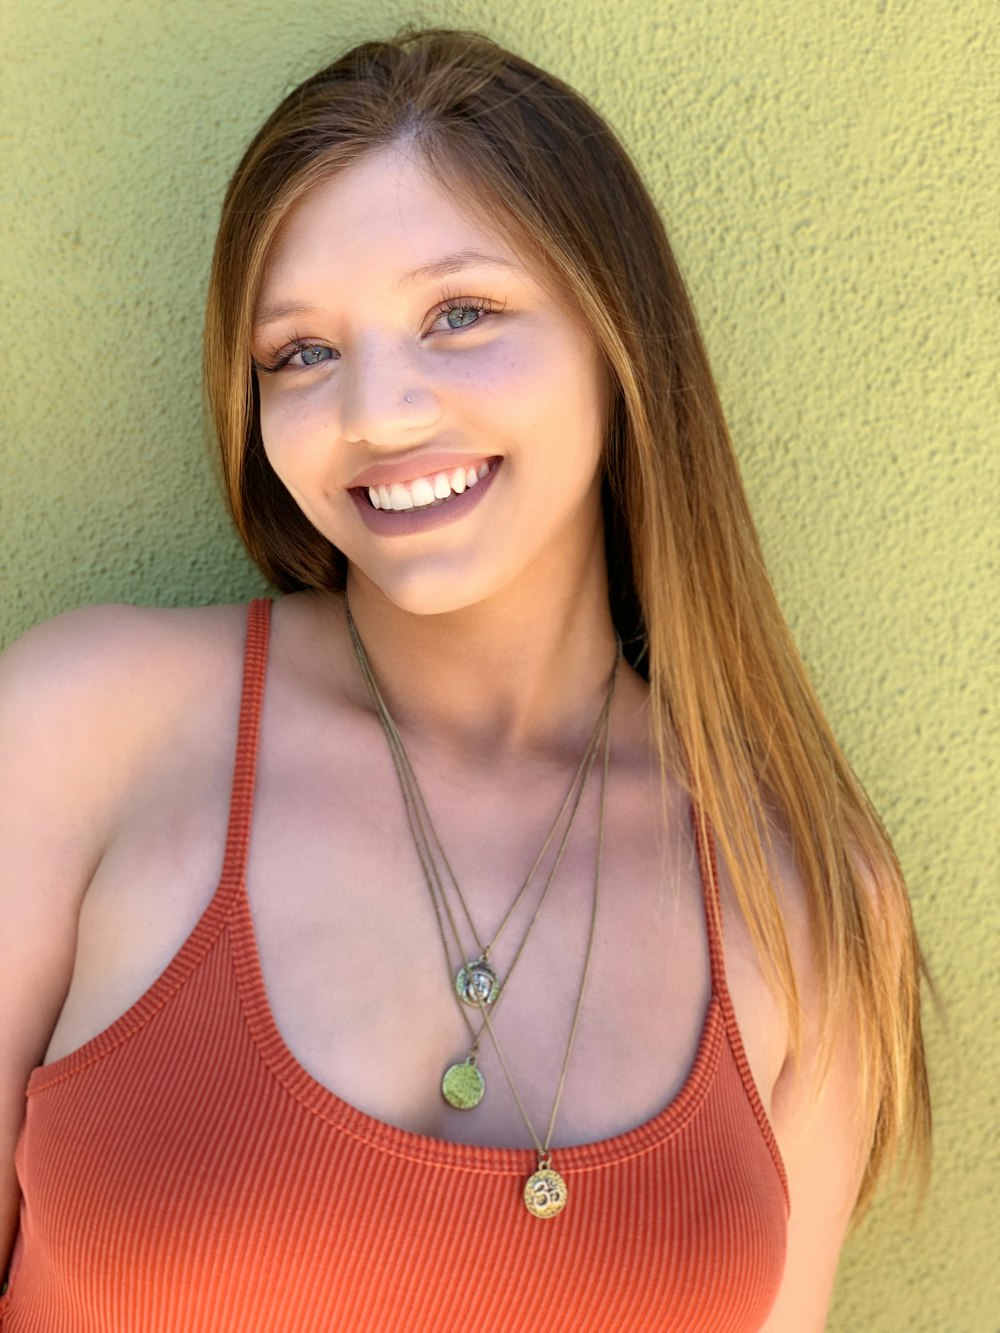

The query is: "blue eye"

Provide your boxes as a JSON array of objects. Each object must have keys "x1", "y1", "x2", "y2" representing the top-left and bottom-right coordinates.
[
  {"x1": 446, "y1": 305, "x2": 483, "y2": 329},
  {"x1": 254, "y1": 340, "x2": 337, "y2": 375},
  {"x1": 297, "y1": 344, "x2": 334, "y2": 366}
]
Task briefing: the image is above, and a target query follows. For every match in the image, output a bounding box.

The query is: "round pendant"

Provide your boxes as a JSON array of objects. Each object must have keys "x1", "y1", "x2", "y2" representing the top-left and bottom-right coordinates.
[
  {"x1": 441, "y1": 1061, "x2": 486, "y2": 1110},
  {"x1": 455, "y1": 959, "x2": 500, "y2": 1008},
  {"x1": 523, "y1": 1166, "x2": 568, "y2": 1218}
]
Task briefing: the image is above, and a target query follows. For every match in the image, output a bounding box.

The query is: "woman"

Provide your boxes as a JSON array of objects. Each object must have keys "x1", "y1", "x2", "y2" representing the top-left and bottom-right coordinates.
[{"x1": 0, "y1": 27, "x2": 929, "y2": 1332}]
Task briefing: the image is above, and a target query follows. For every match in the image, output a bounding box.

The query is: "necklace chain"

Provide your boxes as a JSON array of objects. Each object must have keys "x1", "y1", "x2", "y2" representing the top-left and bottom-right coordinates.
[
  {"x1": 478, "y1": 704, "x2": 612, "y2": 1169},
  {"x1": 344, "y1": 590, "x2": 621, "y2": 1215},
  {"x1": 347, "y1": 599, "x2": 611, "y2": 1012}
]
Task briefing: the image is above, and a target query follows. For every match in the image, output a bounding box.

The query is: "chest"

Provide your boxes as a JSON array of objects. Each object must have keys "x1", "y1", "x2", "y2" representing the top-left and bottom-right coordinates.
[
  {"x1": 44, "y1": 688, "x2": 782, "y2": 1152},
  {"x1": 21, "y1": 945, "x2": 788, "y2": 1332},
  {"x1": 22, "y1": 770, "x2": 789, "y2": 1333}
]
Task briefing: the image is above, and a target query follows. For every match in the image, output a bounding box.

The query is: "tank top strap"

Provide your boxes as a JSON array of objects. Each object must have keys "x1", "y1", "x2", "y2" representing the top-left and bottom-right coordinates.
[
  {"x1": 218, "y1": 598, "x2": 272, "y2": 892},
  {"x1": 689, "y1": 803, "x2": 790, "y2": 1204},
  {"x1": 690, "y1": 804, "x2": 730, "y2": 1000}
]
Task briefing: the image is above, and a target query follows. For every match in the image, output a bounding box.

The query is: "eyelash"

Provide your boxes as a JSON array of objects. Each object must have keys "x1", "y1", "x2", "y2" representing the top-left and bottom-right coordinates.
[
  {"x1": 253, "y1": 292, "x2": 507, "y2": 375},
  {"x1": 253, "y1": 339, "x2": 327, "y2": 375},
  {"x1": 437, "y1": 289, "x2": 508, "y2": 318}
]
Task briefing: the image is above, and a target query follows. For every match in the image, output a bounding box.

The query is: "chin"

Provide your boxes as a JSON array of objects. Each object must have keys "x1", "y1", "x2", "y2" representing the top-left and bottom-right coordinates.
[{"x1": 349, "y1": 551, "x2": 513, "y2": 620}]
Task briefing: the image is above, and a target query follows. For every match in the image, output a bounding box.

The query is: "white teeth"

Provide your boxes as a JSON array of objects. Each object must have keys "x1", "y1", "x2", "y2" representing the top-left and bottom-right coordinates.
[
  {"x1": 410, "y1": 477, "x2": 436, "y2": 507},
  {"x1": 365, "y1": 461, "x2": 495, "y2": 510}
]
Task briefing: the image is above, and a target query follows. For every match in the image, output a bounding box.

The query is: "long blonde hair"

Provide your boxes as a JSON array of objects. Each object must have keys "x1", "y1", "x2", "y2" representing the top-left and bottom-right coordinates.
[{"x1": 204, "y1": 26, "x2": 930, "y2": 1217}]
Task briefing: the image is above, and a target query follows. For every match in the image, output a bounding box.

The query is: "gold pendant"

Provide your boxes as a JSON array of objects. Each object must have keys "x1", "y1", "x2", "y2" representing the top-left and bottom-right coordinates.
[
  {"x1": 441, "y1": 1059, "x2": 486, "y2": 1110},
  {"x1": 455, "y1": 958, "x2": 500, "y2": 1008},
  {"x1": 523, "y1": 1165, "x2": 567, "y2": 1218}
]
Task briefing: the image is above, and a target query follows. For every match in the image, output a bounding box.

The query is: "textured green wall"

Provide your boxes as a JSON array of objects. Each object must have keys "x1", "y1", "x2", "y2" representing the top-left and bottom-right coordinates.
[{"x1": 3, "y1": 1, "x2": 997, "y2": 1327}]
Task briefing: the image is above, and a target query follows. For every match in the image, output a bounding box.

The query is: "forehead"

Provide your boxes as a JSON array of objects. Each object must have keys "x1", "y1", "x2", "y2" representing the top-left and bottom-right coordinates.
[{"x1": 257, "y1": 146, "x2": 534, "y2": 303}]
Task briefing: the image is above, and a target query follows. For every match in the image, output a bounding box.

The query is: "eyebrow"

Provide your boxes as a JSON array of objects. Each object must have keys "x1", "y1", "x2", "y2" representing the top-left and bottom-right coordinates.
[
  {"x1": 252, "y1": 300, "x2": 323, "y2": 327},
  {"x1": 252, "y1": 250, "x2": 524, "y2": 328},
  {"x1": 395, "y1": 248, "x2": 524, "y2": 288}
]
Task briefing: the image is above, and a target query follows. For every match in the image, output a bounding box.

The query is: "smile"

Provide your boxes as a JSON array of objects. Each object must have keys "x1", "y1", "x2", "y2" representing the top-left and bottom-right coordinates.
[
  {"x1": 363, "y1": 461, "x2": 495, "y2": 511},
  {"x1": 349, "y1": 457, "x2": 502, "y2": 537}
]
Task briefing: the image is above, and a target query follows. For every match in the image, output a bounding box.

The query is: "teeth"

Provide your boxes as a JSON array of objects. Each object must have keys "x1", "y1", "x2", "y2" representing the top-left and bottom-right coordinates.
[
  {"x1": 410, "y1": 477, "x2": 436, "y2": 507},
  {"x1": 364, "y1": 461, "x2": 494, "y2": 510}
]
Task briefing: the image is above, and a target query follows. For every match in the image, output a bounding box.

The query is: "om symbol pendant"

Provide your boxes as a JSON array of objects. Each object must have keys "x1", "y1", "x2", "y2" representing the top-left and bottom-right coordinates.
[
  {"x1": 441, "y1": 1060, "x2": 486, "y2": 1110},
  {"x1": 523, "y1": 1165, "x2": 568, "y2": 1218},
  {"x1": 455, "y1": 958, "x2": 500, "y2": 1008}
]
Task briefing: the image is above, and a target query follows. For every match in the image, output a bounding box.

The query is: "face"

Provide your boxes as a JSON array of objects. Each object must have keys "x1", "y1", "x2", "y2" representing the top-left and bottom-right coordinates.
[{"x1": 251, "y1": 145, "x2": 609, "y2": 617}]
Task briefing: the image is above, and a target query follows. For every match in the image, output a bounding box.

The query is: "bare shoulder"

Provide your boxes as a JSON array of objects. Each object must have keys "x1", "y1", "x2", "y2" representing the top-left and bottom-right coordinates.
[
  {"x1": 0, "y1": 600, "x2": 254, "y2": 1057},
  {"x1": 0, "y1": 599, "x2": 253, "y2": 906},
  {"x1": 9, "y1": 595, "x2": 252, "y2": 736},
  {"x1": 1, "y1": 600, "x2": 250, "y2": 712}
]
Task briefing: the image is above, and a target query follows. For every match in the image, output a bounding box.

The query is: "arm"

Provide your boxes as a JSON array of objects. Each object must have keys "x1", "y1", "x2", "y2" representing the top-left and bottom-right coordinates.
[
  {"x1": 759, "y1": 1008, "x2": 866, "y2": 1330},
  {"x1": 758, "y1": 844, "x2": 876, "y2": 1331}
]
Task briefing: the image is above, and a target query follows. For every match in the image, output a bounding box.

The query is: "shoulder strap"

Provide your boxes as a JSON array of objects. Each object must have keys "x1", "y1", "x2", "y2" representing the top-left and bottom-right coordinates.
[
  {"x1": 690, "y1": 805, "x2": 729, "y2": 999},
  {"x1": 218, "y1": 599, "x2": 272, "y2": 892},
  {"x1": 690, "y1": 806, "x2": 790, "y2": 1203}
]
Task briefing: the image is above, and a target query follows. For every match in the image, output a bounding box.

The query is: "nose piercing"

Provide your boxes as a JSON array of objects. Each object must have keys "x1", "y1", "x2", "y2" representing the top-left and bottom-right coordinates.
[{"x1": 404, "y1": 393, "x2": 414, "y2": 404}]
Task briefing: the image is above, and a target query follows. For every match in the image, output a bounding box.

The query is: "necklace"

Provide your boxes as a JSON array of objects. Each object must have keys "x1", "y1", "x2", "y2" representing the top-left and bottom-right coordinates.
[
  {"x1": 344, "y1": 591, "x2": 620, "y2": 1216},
  {"x1": 348, "y1": 599, "x2": 608, "y2": 1007},
  {"x1": 476, "y1": 704, "x2": 612, "y2": 1218},
  {"x1": 345, "y1": 593, "x2": 619, "y2": 1114}
]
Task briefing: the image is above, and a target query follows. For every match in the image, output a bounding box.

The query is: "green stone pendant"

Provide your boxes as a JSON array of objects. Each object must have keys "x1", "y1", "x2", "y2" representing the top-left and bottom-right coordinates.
[{"x1": 442, "y1": 1059, "x2": 486, "y2": 1110}]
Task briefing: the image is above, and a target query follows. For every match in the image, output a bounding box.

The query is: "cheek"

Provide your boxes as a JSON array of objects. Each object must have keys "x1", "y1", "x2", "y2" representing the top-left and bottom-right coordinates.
[
  {"x1": 436, "y1": 338, "x2": 537, "y2": 404},
  {"x1": 494, "y1": 337, "x2": 607, "y2": 476},
  {"x1": 450, "y1": 330, "x2": 603, "y2": 433},
  {"x1": 258, "y1": 388, "x2": 334, "y2": 484}
]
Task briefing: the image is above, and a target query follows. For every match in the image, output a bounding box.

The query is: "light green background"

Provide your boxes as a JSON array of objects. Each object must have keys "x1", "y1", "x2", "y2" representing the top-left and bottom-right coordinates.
[{"x1": 2, "y1": 2, "x2": 997, "y2": 1328}]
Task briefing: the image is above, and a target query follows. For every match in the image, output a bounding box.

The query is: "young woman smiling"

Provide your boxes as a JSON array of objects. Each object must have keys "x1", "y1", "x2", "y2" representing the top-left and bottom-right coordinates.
[{"x1": 0, "y1": 27, "x2": 929, "y2": 1333}]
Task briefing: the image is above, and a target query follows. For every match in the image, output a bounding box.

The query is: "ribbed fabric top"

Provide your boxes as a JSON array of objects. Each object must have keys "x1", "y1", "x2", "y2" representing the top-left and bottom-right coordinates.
[{"x1": 1, "y1": 599, "x2": 788, "y2": 1332}]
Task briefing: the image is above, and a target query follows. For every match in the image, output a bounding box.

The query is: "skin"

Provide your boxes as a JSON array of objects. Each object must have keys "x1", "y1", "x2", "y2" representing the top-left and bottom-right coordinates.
[{"x1": 0, "y1": 145, "x2": 866, "y2": 1327}]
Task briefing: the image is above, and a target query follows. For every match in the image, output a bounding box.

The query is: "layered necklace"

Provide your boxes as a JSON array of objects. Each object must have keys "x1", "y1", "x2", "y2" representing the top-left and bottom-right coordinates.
[{"x1": 345, "y1": 593, "x2": 621, "y2": 1217}]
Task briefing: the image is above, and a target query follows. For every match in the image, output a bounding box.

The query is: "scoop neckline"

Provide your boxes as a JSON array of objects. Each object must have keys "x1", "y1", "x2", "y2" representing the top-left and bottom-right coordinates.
[
  {"x1": 228, "y1": 880, "x2": 727, "y2": 1175},
  {"x1": 27, "y1": 865, "x2": 726, "y2": 1179}
]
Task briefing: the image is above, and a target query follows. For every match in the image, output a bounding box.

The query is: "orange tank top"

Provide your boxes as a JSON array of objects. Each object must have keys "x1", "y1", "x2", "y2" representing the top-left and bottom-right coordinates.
[{"x1": 1, "y1": 599, "x2": 788, "y2": 1332}]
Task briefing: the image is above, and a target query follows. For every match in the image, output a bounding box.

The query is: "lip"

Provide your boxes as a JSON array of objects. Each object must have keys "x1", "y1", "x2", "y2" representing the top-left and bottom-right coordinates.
[
  {"x1": 350, "y1": 458, "x2": 501, "y2": 537},
  {"x1": 347, "y1": 452, "x2": 500, "y2": 490}
]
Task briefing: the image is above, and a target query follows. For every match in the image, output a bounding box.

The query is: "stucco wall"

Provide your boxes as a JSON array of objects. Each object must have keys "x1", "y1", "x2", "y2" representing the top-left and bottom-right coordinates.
[{"x1": 3, "y1": 1, "x2": 997, "y2": 1327}]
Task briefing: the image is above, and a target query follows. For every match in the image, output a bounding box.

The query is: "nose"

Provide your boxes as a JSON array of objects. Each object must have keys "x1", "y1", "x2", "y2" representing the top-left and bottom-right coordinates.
[{"x1": 338, "y1": 333, "x2": 442, "y2": 446}]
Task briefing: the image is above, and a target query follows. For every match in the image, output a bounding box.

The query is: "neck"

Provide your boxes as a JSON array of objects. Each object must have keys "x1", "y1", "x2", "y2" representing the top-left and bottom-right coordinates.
[{"x1": 340, "y1": 537, "x2": 619, "y2": 765}]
